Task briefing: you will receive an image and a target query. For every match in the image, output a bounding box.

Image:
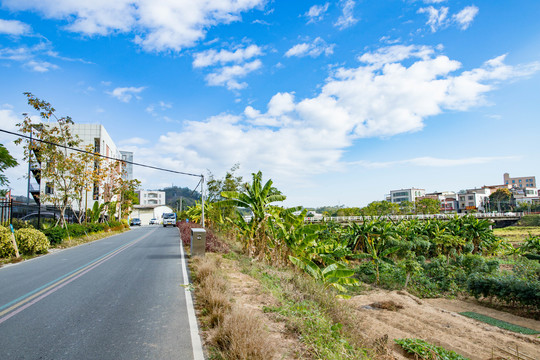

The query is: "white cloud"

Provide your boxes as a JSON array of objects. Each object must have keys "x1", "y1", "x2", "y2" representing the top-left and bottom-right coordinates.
[
  {"x1": 418, "y1": 5, "x2": 479, "y2": 32},
  {"x1": 305, "y1": 3, "x2": 329, "y2": 23},
  {"x1": 0, "y1": 19, "x2": 32, "y2": 35},
  {"x1": 127, "y1": 45, "x2": 539, "y2": 187},
  {"x1": 25, "y1": 60, "x2": 59, "y2": 72},
  {"x1": 418, "y1": 6, "x2": 449, "y2": 32},
  {"x1": 193, "y1": 44, "x2": 263, "y2": 68},
  {"x1": 334, "y1": 0, "x2": 358, "y2": 30},
  {"x1": 205, "y1": 59, "x2": 262, "y2": 90},
  {"x1": 453, "y1": 5, "x2": 479, "y2": 30},
  {"x1": 2, "y1": 0, "x2": 265, "y2": 52},
  {"x1": 285, "y1": 37, "x2": 334, "y2": 58},
  {"x1": 351, "y1": 156, "x2": 518, "y2": 168},
  {"x1": 107, "y1": 86, "x2": 146, "y2": 102},
  {"x1": 0, "y1": 107, "x2": 28, "y2": 194}
]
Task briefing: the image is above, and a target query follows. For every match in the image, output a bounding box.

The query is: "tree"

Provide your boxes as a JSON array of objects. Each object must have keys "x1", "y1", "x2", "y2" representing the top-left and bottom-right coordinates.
[
  {"x1": 361, "y1": 201, "x2": 399, "y2": 216},
  {"x1": 399, "y1": 201, "x2": 415, "y2": 215},
  {"x1": 489, "y1": 188, "x2": 514, "y2": 212},
  {"x1": 415, "y1": 198, "x2": 441, "y2": 214},
  {"x1": 15, "y1": 93, "x2": 83, "y2": 226},
  {"x1": 0, "y1": 143, "x2": 18, "y2": 192}
]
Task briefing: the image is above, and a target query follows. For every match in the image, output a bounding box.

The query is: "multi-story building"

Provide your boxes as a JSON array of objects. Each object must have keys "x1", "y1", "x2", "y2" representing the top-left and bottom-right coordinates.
[
  {"x1": 458, "y1": 188, "x2": 490, "y2": 213},
  {"x1": 120, "y1": 151, "x2": 134, "y2": 181},
  {"x1": 138, "y1": 190, "x2": 166, "y2": 206},
  {"x1": 30, "y1": 124, "x2": 131, "y2": 212},
  {"x1": 423, "y1": 191, "x2": 458, "y2": 213},
  {"x1": 512, "y1": 187, "x2": 539, "y2": 205},
  {"x1": 504, "y1": 173, "x2": 536, "y2": 189},
  {"x1": 388, "y1": 188, "x2": 425, "y2": 204}
]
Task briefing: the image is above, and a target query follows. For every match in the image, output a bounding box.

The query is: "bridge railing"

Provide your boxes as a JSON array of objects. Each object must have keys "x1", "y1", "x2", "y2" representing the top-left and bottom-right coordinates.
[{"x1": 304, "y1": 212, "x2": 523, "y2": 223}]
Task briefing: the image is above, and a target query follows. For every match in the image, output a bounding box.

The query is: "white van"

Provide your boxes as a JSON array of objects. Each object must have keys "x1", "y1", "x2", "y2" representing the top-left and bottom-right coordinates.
[{"x1": 162, "y1": 212, "x2": 177, "y2": 227}]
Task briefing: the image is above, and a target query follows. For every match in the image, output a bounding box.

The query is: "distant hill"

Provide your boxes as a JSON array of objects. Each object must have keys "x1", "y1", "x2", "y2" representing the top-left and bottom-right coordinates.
[{"x1": 159, "y1": 186, "x2": 201, "y2": 211}]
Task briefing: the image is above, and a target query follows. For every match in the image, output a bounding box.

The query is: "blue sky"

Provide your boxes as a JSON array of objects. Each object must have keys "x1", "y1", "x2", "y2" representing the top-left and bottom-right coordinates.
[{"x1": 1, "y1": 0, "x2": 539, "y2": 207}]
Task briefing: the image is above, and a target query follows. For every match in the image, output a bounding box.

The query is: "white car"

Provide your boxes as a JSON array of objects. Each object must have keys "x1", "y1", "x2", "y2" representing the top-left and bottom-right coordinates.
[{"x1": 149, "y1": 218, "x2": 158, "y2": 225}]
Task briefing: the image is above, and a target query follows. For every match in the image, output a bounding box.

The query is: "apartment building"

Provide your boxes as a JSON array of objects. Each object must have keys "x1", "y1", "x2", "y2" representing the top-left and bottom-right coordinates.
[
  {"x1": 458, "y1": 188, "x2": 490, "y2": 213},
  {"x1": 423, "y1": 191, "x2": 458, "y2": 212},
  {"x1": 504, "y1": 173, "x2": 536, "y2": 189},
  {"x1": 30, "y1": 123, "x2": 131, "y2": 211},
  {"x1": 389, "y1": 188, "x2": 425, "y2": 204},
  {"x1": 138, "y1": 190, "x2": 166, "y2": 206}
]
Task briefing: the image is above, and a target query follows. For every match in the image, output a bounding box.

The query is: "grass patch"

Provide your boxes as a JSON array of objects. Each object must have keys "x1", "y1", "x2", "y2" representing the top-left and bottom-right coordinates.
[
  {"x1": 493, "y1": 226, "x2": 540, "y2": 243},
  {"x1": 238, "y1": 256, "x2": 374, "y2": 359},
  {"x1": 395, "y1": 338, "x2": 469, "y2": 360},
  {"x1": 459, "y1": 311, "x2": 539, "y2": 335}
]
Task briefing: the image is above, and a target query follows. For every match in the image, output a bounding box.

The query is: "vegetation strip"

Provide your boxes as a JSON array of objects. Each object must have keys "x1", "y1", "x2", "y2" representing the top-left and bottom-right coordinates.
[
  {"x1": 459, "y1": 311, "x2": 540, "y2": 335},
  {"x1": 394, "y1": 338, "x2": 470, "y2": 360}
]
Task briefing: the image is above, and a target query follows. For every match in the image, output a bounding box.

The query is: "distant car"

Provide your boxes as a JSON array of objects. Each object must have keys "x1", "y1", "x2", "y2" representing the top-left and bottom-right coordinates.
[
  {"x1": 162, "y1": 213, "x2": 177, "y2": 227},
  {"x1": 21, "y1": 212, "x2": 59, "y2": 221},
  {"x1": 149, "y1": 218, "x2": 158, "y2": 225},
  {"x1": 130, "y1": 218, "x2": 141, "y2": 226}
]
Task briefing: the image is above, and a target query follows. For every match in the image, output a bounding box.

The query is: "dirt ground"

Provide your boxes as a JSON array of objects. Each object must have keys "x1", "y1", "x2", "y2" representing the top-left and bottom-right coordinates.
[
  {"x1": 207, "y1": 256, "x2": 540, "y2": 360},
  {"x1": 348, "y1": 291, "x2": 539, "y2": 359}
]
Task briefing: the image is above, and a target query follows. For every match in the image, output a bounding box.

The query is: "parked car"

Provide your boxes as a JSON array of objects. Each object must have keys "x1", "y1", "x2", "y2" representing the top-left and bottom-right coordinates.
[
  {"x1": 149, "y1": 218, "x2": 158, "y2": 225},
  {"x1": 21, "y1": 212, "x2": 60, "y2": 221},
  {"x1": 130, "y1": 218, "x2": 141, "y2": 226},
  {"x1": 162, "y1": 213, "x2": 177, "y2": 227}
]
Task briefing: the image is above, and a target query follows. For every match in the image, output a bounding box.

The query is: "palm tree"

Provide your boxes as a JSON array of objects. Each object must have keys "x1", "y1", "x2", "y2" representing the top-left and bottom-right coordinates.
[{"x1": 220, "y1": 171, "x2": 286, "y2": 259}]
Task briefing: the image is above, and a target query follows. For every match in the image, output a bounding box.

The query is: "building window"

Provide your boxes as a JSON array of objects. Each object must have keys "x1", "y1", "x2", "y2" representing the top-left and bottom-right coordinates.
[
  {"x1": 467, "y1": 195, "x2": 473, "y2": 200},
  {"x1": 45, "y1": 182, "x2": 54, "y2": 195}
]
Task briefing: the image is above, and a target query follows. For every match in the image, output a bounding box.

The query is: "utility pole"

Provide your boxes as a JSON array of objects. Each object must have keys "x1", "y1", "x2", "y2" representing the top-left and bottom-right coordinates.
[{"x1": 201, "y1": 175, "x2": 205, "y2": 228}]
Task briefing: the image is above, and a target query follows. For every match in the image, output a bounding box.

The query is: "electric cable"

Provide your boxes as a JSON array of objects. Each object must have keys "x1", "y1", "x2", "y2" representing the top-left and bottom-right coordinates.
[{"x1": 0, "y1": 128, "x2": 202, "y2": 179}]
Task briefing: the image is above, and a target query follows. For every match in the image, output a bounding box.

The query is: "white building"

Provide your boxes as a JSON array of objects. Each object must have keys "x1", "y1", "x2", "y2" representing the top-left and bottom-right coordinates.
[
  {"x1": 388, "y1": 188, "x2": 426, "y2": 204},
  {"x1": 31, "y1": 123, "x2": 130, "y2": 212},
  {"x1": 458, "y1": 188, "x2": 490, "y2": 213},
  {"x1": 512, "y1": 187, "x2": 539, "y2": 205},
  {"x1": 130, "y1": 205, "x2": 173, "y2": 225},
  {"x1": 138, "y1": 190, "x2": 166, "y2": 206},
  {"x1": 424, "y1": 191, "x2": 458, "y2": 213}
]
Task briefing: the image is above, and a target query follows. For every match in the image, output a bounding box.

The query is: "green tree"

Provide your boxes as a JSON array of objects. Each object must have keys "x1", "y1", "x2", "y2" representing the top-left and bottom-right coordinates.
[
  {"x1": 415, "y1": 198, "x2": 441, "y2": 214},
  {"x1": 15, "y1": 94, "x2": 83, "y2": 226},
  {"x1": 0, "y1": 144, "x2": 18, "y2": 193},
  {"x1": 361, "y1": 201, "x2": 399, "y2": 216},
  {"x1": 399, "y1": 201, "x2": 415, "y2": 215},
  {"x1": 489, "y1": 188, "x2": 514, "y2": 212}
]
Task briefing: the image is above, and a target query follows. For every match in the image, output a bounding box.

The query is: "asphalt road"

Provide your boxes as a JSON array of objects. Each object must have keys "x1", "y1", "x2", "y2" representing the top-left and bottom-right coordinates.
[{"x1": 0, "y1": 226, "x2": 202, "y2": 360}]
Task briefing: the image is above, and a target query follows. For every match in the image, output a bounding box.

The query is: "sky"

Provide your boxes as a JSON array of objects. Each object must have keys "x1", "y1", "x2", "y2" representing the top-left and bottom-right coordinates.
[{"x1": 0, "y1": 0, "x2": 539, "y2": 208}]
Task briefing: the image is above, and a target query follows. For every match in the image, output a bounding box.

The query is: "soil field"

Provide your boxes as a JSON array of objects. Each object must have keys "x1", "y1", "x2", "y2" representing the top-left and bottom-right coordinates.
[
  {"x1": 348, "y1": 290, "x2": 539, "y2": 359},
  {"x1": 208, "y1": 255, "x2": 540, "y2": 360}
]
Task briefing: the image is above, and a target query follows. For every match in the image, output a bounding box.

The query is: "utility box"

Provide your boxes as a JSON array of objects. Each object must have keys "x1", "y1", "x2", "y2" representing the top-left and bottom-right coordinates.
[{"x1": 190, "y1": 228, "x2": 206, "y2": 257}]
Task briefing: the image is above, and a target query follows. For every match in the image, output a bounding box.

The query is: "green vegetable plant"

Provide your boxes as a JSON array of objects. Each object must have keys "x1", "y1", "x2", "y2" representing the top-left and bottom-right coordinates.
[{"x1": 394, "y1": 338, "x2": 470, "y2": 360}]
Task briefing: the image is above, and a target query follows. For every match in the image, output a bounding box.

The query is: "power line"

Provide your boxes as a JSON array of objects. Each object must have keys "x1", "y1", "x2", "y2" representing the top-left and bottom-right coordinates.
[{"x1": 0, "y1": 128, "x2": 202, "y2": 179}]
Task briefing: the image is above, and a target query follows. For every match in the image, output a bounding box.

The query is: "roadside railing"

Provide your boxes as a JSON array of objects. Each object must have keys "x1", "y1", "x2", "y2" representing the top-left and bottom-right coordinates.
[{"x1": 304, "y1": 212, "x2": 524, "y2": 223}]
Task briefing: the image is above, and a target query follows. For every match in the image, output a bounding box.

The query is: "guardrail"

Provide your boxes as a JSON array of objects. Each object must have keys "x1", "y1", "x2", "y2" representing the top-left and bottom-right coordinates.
[{"x1": 304, "y1": 212, "x2": 524, "y2": 223}]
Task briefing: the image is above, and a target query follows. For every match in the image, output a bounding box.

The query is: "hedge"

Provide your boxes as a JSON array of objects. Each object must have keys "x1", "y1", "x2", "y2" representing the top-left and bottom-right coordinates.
[
  {"x1": 0, "y1": 225, "x2": 15, "y2": 258},
  {"x1": 467, "y1": 273, "x2": 540, "y2": 310},
  {"x1": 15, "y1": 228, "x2": 50, "y2": 255}
]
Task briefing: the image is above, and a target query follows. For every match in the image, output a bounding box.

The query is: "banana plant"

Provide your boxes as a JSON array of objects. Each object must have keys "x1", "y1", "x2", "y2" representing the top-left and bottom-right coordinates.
[{"x1": 289, "y1": 255, "x2": 359, "y2": 296}]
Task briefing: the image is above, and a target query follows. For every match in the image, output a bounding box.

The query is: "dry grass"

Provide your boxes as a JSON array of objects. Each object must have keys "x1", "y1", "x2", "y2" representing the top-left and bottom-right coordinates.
[
  {"x1": 191, "y1": 255, "x2": 276, "y2": 360},
  {"x1": 212, "y1": 306, "x2": 275, "y2": 360}
]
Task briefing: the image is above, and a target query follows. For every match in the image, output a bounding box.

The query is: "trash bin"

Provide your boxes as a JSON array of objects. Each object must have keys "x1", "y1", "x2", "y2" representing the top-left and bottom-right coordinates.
[{"x1": 190, "y1": 228, "x2": 206, "y2": 257}]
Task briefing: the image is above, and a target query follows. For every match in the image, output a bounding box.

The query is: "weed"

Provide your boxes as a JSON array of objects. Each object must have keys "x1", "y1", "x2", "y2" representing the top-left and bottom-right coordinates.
[{"x1": 459, "y1": 312, "x2": 540, "y2": 335}]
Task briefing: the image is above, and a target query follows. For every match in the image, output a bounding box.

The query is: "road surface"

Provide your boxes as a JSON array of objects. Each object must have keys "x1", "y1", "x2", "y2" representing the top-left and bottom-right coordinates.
[{"x1": 0, "y1": 226, "x2": 203, "y2": 360}]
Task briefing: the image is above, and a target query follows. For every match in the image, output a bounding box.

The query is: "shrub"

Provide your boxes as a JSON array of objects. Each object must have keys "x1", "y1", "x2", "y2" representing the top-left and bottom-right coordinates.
[
  {"x1": 467, "y1": 273, "x2": 540, "y2": 310},
  {"x1": 395, "y1": 338, "x2": 469, "y2": 360},
  {"x1": 0, "y1": 225, "x2": 16, "y2": 258},
  {"x1": 66, "y1": 224, "x2": 88, "y2": 237},
  {"x1": 15, "y1": 228, "x2": 49, "y2": 255},
  {"x1": 42, "y1": 227, "x2": 67, "y2": 245}
]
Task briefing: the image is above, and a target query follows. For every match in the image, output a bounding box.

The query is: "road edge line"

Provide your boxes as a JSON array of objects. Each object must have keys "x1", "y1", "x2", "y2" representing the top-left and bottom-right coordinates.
[{"x1": 179, "y1": 229, "x2": 205, "y2": 360}]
